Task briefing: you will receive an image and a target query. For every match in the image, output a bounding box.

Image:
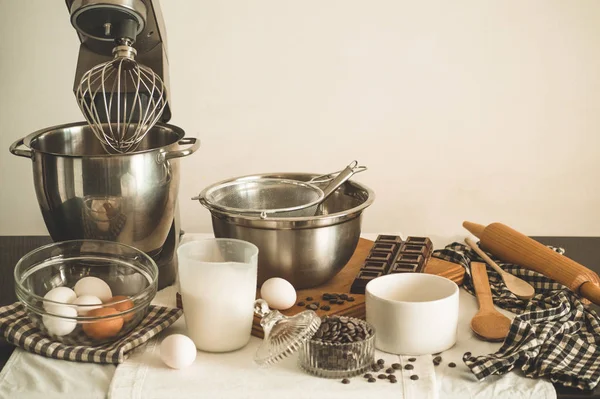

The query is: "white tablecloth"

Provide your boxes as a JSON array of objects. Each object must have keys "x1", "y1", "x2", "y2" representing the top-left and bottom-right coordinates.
[{"x1": 0, "y1": 234, "x2": 556, "y2": 399}]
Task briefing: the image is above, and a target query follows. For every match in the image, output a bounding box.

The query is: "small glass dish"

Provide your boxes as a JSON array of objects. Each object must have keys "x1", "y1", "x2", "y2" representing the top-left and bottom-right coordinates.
[
  {"x1": 298, "y1": 317, "x2": 375, "y2": 378},
  {"x1": 14, "y1": 240, "x2": 158, "y2": 345}
]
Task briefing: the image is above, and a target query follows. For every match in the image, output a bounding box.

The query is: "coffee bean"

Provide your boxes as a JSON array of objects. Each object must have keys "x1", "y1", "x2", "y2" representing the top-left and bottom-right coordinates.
[
  {"x1": 371, "y1": 364, "x2": 379, "y2": 372},
  {"x1": 308, "y1": 304, "x2": 318, "y2": 310},
  {"x1": 377, "y1": 359, "x2": 385, "y2": 365},
  {"x1": 392, "y1": 363, "x2": 401, "y2": 370},
  {"x1": 464, "y1": 352, "x2": 472, "y2": 358},
  {"x1": 449, "y1": 362, "x2": 457, "y2": 368},
  {"x1": 322, "y1": 293, "x2": 331, "y2": 300},
  {"x1": 336, "y1": 300, "x2": 345, "y2": 305},
  {"x1": 389, "y1": 378, "x2": 397, "y2": 383},
  {"x1": 320, "y1": 305, "x2": 331, "y2": 311},
  {"x1": 340, "y1": 316, "x2": 349, "y2": 323},
  {"x1": 363, "y1": 373, "x2": 372, "y2": 379},
  {"x1": 410, "y1": 375, "x2": 419, "y2": 381},
  {"x1": 341, "y1": 378, "x2": 350, "y2": 384},
  {"x1": 378, "y1": 374, "x2": 387, "y2": 379},
  {"x1": 433, "y1": 356, "x2": 442, "y2": 363},
  {"x1": 404, "y1": 364, "x2": 414, "y2": 370},
  {"x1": 347, "y1": 297, "x2": 355, "y2": 302},
  {"x1": 386, "y1": 368, "x2": 394, "y2": 374},
  {"x1": 330, "y1": 293, "x2": 339, "y2": 299},
  {"x1": 297, "y1": 302, "x2": 305, "y2": 306},
  {"x1": 306, "y1": 297, "x2": 313, "y2": 301},
  {"x1": 340, "y1": 294, "x2": 348, "y2": 300},
  {"x1": 329, "y1": 300, "x2": 337, "y2": 305},
  {"x1": 368, "y1": 377, "x2": 376, "y2": 383},
  {"x1": 408, "y1": 357, "x2": 416, "y2": 362}
]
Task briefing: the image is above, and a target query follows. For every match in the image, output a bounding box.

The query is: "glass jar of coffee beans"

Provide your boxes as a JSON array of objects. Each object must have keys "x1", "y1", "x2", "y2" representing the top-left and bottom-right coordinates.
[{"x1": 298, "y1": 315, "x2": 375, "y2": 378}]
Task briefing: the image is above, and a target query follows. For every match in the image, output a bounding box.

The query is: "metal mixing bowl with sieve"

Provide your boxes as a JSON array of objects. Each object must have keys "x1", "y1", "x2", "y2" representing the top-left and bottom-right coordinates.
[{"x1": 195, "y1": 173, "x2": 374, "y2": 289}]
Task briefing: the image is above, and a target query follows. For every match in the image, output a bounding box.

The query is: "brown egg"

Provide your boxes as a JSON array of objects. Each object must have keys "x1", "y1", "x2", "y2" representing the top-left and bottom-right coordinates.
[
  {"x1": 108, "y1": 295, "x2": 135, "y2": 322},
  {"x1": 83, "y1": 307, "x2": 124, "y2": 340}
]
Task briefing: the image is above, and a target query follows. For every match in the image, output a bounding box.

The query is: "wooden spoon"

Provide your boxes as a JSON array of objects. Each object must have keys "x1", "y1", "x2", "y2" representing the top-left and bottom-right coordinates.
[
  {"x1": 470, "y1": 262, "x2": 512, "y2": 341},
  {"x1": 465, "y1": 238, "x2": 535, "y2": 300}
]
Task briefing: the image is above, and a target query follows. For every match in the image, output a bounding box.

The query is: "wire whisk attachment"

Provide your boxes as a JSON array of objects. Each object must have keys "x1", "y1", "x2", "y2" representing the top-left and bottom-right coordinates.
[{"x1": 75, "y1": 20, "x2": 167, "y2": 153}]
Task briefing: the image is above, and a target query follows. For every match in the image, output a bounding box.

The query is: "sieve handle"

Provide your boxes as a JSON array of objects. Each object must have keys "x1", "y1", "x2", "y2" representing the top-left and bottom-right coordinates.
[
  {"x1": 321, "y1": 160, "x2": 366, "y2": 199},
  {"x1": 9, "y1": 137, "x2": 32, "y2": 158}
]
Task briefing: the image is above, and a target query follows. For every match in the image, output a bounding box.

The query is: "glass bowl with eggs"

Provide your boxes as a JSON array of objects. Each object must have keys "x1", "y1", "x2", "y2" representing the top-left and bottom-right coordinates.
[{"x1": 14, "y1": 240, "x2": 158, "y2": 345}]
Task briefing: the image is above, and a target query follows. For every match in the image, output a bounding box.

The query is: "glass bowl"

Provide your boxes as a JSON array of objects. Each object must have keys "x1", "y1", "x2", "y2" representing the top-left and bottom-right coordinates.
[
  {"x1": 14, "y1": 240, "x2": 158, "y2": 345},
  {"x1": 298, "y1": 316, "x2": 375, "y2": 378}
]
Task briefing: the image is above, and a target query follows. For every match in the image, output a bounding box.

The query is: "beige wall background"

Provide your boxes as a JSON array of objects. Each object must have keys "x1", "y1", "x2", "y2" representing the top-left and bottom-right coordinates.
[{"x1": 1, "y1": 0, "x2": 599, "y2": 241}]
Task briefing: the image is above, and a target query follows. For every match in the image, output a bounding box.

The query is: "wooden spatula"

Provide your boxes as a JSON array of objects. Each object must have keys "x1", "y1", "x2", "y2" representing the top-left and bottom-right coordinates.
[
  {"x1": 465, "y1": 238, "x2": 535, "y2": 300},
  {"x1": 470, "y1": 262, "x2": 511, "y2": 341}
]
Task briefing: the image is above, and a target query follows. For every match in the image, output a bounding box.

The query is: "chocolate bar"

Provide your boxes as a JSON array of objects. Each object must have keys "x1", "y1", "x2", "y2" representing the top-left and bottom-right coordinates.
[
  {"x1": 350, "y1": 235, "x2": 433, "y2": 294},
  {"x1": 350, "y1": 270, "x2": 384, "y2": 294}
]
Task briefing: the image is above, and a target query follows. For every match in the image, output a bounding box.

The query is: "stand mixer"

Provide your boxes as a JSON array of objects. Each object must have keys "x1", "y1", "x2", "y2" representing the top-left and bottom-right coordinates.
[
  {"x1": 66, "y1": 0, "x2": 183, "y2": 287},
  {"x1": 10, "y1": 0, "x2": 199, "y2": 289}
]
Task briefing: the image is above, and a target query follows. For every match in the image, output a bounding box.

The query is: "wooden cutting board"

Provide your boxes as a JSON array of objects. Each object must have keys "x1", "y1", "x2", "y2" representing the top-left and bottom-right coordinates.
[{"x1": 252, "y1": 238, "x2": 464, "y2": 338}]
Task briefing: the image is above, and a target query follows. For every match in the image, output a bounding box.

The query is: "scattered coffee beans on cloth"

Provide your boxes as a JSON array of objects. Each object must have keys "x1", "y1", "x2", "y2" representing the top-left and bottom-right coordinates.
[{"x1": 434, "y1": 243, "x2": 600, "y2": 390}]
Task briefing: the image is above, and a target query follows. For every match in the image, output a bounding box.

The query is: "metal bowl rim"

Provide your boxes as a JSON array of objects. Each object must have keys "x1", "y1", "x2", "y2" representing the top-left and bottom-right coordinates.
[
  {"x1": 22, "y1": 121, "x2": 186, "y2": 158},
  {"x1": 195, "y1": 172, "x2": 375, "y2": 225}
]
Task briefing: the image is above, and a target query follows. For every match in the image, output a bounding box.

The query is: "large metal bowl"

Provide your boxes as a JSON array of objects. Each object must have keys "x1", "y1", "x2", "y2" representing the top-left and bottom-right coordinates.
[{"x1": 196, "y1": 173, "x2": 374, "y2": 289}]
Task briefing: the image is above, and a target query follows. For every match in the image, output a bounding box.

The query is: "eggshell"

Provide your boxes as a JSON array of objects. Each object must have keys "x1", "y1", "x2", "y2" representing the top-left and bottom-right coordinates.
[
  {"x1": 71, "y1": 295, "x2": 103, "y2": 316},
  {"x1": 160, "y1": 334, "x2": 197, "y2": 369},
  {"x1": 260, "y1": 277, "x2": 297, "y2": 310},
  {"x1": 74, "y1": 277, "x2": 113, "y2": 302},
  {"x1": 42, "y1": 306, "x2": 77, "y2": 336},
  {"x1": 82, "y1": 307, "x2": 124, "y2": 340},
  {"x1": 43, "y1": 287, "x2": 77, "y2": 312},
  {"x1": 108, "y1": 295, "x2": 135, "y2": 322}
]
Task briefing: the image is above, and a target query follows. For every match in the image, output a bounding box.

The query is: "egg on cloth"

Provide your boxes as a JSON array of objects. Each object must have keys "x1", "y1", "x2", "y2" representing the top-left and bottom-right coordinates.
[
  {"x1": 43, "y1": 287, "x2": 77, "y2": 312},
  {"x1": 260, "y1": 277, "x2": 297, "y2": 310},
  {"x1": 42, "y1": 306, "x2": 78, "y2": 336},
  {"x1": 82, "y1": 307, "x2": 124, "y2": 339},
  {"x1": 74, "y1": 276, "x2": 113, "y2": 302},
  {"x1": 71, "y1": 295, "x2": 103, "y2": 316},
  {"x1": 160, "y1": 334, "x2": 197, "y2": 369}
]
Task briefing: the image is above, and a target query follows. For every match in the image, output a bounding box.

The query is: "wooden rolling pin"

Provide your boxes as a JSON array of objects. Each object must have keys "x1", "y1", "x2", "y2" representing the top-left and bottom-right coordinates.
[{"x1": 463, "y1": 221, "x2": 600, "y2": 306}]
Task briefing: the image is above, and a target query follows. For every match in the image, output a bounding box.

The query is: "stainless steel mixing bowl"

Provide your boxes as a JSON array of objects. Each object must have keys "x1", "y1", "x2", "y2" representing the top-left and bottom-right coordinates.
[
  {"x1": 196, "y1": 173, "x2": 374, "y2": 289},
  {"x1": 9, "y1": 122, "x2": 199, "y2": 255}
]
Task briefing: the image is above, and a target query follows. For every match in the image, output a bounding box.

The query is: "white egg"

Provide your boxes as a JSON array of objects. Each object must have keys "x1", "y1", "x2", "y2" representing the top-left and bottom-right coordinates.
[
  {"x1": 71, "y1": 295, "x2": 103, "y2": 316},
  {"x1": 74, "y1": 277, "x2": 113, "y2": 302},
  {"x1": 43, "y1": 287, "x2": 77, "y2": 312},
  {"x1": 42, "y1": 306, "x2": 78, "y2": 336},
  {"x1": 160, "y1": 334, "x2": 197, "y2": 369},
  {"x1": 260, "y1": 277, "x2": 297, "y2": 310}
]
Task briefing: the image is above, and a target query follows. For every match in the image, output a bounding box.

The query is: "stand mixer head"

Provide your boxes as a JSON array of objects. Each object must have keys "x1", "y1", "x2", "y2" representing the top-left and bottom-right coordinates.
[
  {"x1": 76, "y1": 18, "x2": 167, "y2": 153},
  {"x1": 67, "y1": 0, "x2": 171, "y2": 153}
]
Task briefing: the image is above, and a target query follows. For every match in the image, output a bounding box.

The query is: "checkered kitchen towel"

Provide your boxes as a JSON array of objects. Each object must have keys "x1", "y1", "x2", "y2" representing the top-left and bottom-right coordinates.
[
  {"x1": 0, "y1": 303, "x2": 182, "y2": 364},
  {"x1": 434, "y1": 243, "x2": 600, "y2": 390}
]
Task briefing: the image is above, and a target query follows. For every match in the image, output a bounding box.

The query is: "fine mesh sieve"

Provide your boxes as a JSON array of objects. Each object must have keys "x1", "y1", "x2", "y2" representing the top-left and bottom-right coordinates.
[
  {"x1": 194, "y1": 178, "x2": 325, "y2": 218},
  {"x1": 194, "y1": 161, "x2": 368, "y2": 219}
]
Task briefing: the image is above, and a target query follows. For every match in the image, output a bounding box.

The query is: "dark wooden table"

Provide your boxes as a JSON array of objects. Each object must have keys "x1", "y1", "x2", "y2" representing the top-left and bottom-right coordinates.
[{"x1": 0, "y1": 236, "x2": 598, "y2": 398}]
